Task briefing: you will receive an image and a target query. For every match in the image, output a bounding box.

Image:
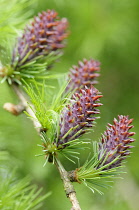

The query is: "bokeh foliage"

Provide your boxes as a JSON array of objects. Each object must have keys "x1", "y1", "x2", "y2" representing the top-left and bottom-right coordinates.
[{"x1": 0, "y1": 0, "x2": 139, "y2": 209}]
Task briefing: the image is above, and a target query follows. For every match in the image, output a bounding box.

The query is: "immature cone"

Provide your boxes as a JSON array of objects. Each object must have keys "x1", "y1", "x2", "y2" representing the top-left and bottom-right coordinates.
[
  {"x1": 58, "y1": 86, "x2": 103, "y2": 146},
  {"x1": 98, "y1": 115, "x2": 135, "y2": 169},
  {"x1": 12, "y1": 10, "x2": 68, "y2": 68},
  {"x1": 66, "y1": 59, "x2": 100, "y2": 92}
]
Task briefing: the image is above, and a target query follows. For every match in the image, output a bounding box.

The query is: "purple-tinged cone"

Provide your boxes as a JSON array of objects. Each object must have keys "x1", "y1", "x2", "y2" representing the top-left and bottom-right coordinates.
[
  {"x1": 12, "y1": 10, "x2": 68, "y2": 68},
  {"x1": 58, "y1": 86, "x2": 103, "y2": 146},
  {"x1": 98, "y1": 115, "x2": 135, "y2": 170},
  {"x1": 66, "y1": 59, "x2": 100, "y2": 92}
]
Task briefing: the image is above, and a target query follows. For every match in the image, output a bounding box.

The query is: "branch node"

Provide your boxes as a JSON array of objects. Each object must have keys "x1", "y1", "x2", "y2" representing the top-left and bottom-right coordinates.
[
  {"x1": 3, "y1": 102, "x2": 25, "y2": 116},
  {"x1": 66, "y1": 189, "x2": 76, "y2": 197}
]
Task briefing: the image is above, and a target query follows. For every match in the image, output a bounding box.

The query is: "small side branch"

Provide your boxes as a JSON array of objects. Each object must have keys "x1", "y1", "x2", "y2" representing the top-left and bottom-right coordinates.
[
  {"x1": 54, "y1": 157, "x2": 81, "y2": 210},
  {"x1": 3, "y1": 83, "x2": 41, "y2": 133}
]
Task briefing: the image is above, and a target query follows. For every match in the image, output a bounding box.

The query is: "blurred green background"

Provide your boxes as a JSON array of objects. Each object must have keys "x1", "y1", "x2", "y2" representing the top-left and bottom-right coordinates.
[{"x1": 0, "y1": 0, "x2": 139, "y2": 209}]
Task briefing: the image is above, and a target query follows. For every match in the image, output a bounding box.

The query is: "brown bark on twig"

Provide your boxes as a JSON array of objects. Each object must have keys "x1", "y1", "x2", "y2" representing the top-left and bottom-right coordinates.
[{"x1": 54, "y1": 158, "x2": 81, "y2": 210}]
